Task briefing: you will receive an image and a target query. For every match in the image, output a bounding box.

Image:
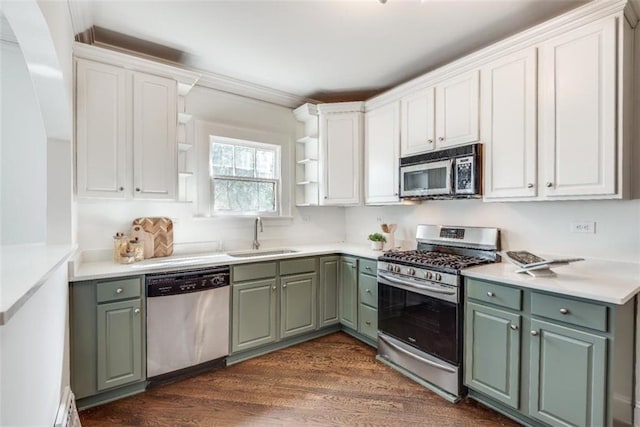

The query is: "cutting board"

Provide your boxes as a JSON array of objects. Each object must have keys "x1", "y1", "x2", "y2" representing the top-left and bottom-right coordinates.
[
  {"x1": 131, "y1": 217, "x2": 174, "y2": 258},
  {"x1": 130, "y1": 225, "x2": 154, "y2": 259}
]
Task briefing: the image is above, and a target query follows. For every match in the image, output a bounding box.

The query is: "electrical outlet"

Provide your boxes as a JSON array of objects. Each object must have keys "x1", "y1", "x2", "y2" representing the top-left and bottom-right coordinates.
[
  {"x1": 376, "y1": 217, "x2": 383, "y2": 223},
  {"x1": 570, "y1": 221, "x2": 596, "y2": 234}
]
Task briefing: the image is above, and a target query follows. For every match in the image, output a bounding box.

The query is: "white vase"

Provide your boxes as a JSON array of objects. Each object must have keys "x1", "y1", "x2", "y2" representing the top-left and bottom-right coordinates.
[
  {"x1": 371, "y1": 241, "x2": 383, "y2": 251},
  {"x1": 383, "y1": 232, "x2": 395, "y2": 251}
]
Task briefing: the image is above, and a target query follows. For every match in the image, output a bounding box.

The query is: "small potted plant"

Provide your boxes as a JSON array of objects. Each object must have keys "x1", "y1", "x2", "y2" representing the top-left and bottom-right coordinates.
[{"x1": 368, "y1": 233, "x2": 387, "y2": 251}]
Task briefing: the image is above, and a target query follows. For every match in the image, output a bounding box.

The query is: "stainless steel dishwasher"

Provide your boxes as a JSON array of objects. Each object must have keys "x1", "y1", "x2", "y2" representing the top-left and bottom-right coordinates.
[{"x1": 146, "y1": 266, "x2": 230, "y2": 382}]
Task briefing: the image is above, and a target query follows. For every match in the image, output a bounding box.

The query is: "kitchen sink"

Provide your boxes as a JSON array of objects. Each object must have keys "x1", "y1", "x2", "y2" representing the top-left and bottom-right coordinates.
[{"x1": 227, "y1": 249, "x2": 298, "y2": 258}]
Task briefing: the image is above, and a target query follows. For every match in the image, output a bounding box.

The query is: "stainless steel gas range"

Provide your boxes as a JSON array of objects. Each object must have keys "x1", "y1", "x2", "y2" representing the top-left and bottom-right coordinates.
[{"x1": 376, "y1": 224, "x2": 500, "y2": 402}]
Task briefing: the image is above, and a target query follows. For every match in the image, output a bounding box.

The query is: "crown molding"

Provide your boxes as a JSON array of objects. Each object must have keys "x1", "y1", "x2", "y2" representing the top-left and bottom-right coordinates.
[
  {"x1": 67, "y1": 0, "x2": 94, "y2": 43},
  {"x1": 366, "y1": 0, "x2": 630, "y2": 110},
  {"x1": 317, "y1": 101, "x2": 365, "y2": 114},
  {"x1": 293, "y1": 103, "x2": 318, "y2": 121}
]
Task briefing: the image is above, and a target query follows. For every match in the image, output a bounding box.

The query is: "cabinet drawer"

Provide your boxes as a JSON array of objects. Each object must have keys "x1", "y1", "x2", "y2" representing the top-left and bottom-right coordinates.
[
  {"x1": 280, "y1": 257, "x2": 316, "y2": 276},
  {"x1": 96, "y1": 278, "x2": 141, "y2": 303},
  {"x1": 531, "y1": 293, "x2": 607, "y2": 332},
  {"x1": 233, "y1": 262, "x2": 277, "y2": 282},
  {"x1": 358, "y1": 258, "x2": 377, "y2": 276},
  {"x1": 359, "y1": 304, "x2": 378, "y2": 340},
  {"x1": 358, "y1": 273, "x2": 378, "y2": 308},
  {"x1": 467, "y1": 279, "x2": 522, "y2": 311}
]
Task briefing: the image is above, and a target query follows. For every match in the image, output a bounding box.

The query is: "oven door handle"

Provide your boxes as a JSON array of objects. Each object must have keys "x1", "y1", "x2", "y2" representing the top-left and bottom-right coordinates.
[
  {"x1": 378, "y1": 272, "x2": 456, "y2": 295},
  {"x1": 379, "y1": 334, "x2": 456, "y2": 373}
]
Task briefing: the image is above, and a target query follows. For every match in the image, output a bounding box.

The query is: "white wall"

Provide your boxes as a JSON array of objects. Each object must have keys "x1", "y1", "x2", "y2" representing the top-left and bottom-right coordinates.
[
  {"x1": 76, "y1": 86, "x2": 346, "y2": 252},
  {"x1": 345, "y1": 199, "x2": 640, "y2": 262},
  {"x1": 0, "y1": 40, "x2": 47, "y2": 245},
  {"x1": 0, "y1": 263, "x2": 69, "y2": 426}
]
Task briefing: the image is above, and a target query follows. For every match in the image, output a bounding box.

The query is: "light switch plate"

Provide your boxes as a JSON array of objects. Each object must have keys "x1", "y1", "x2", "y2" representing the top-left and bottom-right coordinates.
[{"x1": 570, "y1": 221, "x2": 596, "y2": 233}]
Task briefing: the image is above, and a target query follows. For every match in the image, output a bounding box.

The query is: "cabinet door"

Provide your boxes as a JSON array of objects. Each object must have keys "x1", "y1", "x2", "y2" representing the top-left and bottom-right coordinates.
[
  {"x1": 132, "y1": 72, "x2": 178, "y2": 200},
  {"x1": 76, "y1": 59, "x2": 127, "y2": 198},
  {"x1": 482, "y1": 49, "x2": 538, "y2": 199},
  {"x1": 365, "y1": 102, "x2": 400, "y2": 204},
  {"x1": 280, "y1": 273, "x2": 317, "y2": 339},
  {"x1": 320, "y1": 112, "x2": 363, "y2": 205},
  {"x1": 539, "y1": 18, "x2": 617, "y2": 197},
  {"x1": 339, "y1": 256, "x2": 358, "y2": 329},
  {"x1": 400, "y1": 87, "x2": 435, "y2": 156},
  {"x1": 319, "y1": 256, "x2": 340, "y2": 327},
  {"x1": 464, "y1": 302, "x2": 521, "y2": 409},
  {"x1": 436, "y1": 70, "x2": 480, "y2": 148},
  {"x1": 232, "y1": 279, "x2": 277, "y2": 353},
  {"x1": 529, "y1": 318, "x2": 606, "y2": 427},
  {"x1": 96, "y1": 299, "x2": 143, "y2": 391}
]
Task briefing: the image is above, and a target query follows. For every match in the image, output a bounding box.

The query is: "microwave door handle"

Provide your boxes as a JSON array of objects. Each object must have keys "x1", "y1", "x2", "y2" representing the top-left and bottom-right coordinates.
[{"x1": 378, "y1": 272, "x2": 456, "y2": 295}]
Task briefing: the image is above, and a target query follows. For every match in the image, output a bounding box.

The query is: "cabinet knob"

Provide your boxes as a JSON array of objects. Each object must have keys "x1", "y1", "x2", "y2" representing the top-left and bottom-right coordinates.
[
  {"x1": 438, "y1": 137, "x2": 444, "y2": 142},
  {"x1": 282, "y1": 284, "x2": 287, "y2": 288},
  {"x1": 136, "y1": 187, "x2": 141, "y2": 192},
  {"x1": 510, "y1": 324, "x2": 518, "y2": 330},
  {"x1": 351, "y1": 264, "x2": 356, "y2": 269},
  {"x1": 134, "y1": 308, "x2": 140, "y2": 314},
  {"x1": 365, "y1": 266, "x2": 371, "y2": 271},
  {"x1": 119, "y1": 186, "x2": 124, "y2": 191},
  {"x1": 116, "y1": 288, "x2": 123, "y2": 294},
  {"x1": 365, "y1": 289, "x2": 372, "y2": 294},
  {"x1": 365, "y1": 321, "x2": 371, "y2": 326},
  {"x1": 559, "y1": 308, "x2": 569, "y2": 315},
  {"x1": 272, "y1": 286, "x2": 276, "y2": 291},
  {"x1": 546, "y1": 182, "x2": 553, "y2": 188},
  {"x1": 427, "y1": 139, "x2": 433, "y2": 144},
  {"x1": 394, "y1": 192, "x2": 398, "y2": 196},
  {"x1": 531, "y1": 330, "x2": 539, "y2": 336},
  {"x1": 487, "y1": 291, "x2": 494, "y2": 297},
  {"x1": 527, "y1": 183, "x2": 534, "y2": 188},
  {"x1": 324, "y1": 196, "x2": 327, "y2": 199}
]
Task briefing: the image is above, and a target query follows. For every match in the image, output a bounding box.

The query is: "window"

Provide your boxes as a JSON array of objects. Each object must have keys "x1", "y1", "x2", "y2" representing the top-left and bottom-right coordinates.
[{"x1": 209, "y1": 136, "x2": 280, "y2": 214}]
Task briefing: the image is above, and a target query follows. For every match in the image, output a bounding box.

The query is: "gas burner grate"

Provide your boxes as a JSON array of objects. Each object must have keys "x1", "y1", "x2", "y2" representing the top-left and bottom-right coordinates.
[{"x1": 380, "y1": 250, "x2": 492, "y2": 271}]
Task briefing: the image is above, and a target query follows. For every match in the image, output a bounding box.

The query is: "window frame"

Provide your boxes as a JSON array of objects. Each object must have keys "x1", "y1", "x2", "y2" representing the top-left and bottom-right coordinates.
[{"x1": 209, "y1": 135, "x2": 282, "y2": 216}]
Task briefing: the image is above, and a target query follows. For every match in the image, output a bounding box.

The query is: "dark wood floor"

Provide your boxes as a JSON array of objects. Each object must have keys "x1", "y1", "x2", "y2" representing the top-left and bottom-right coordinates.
[{"x1": 80, "y1": 332, "x2": 519, "y2": 426}]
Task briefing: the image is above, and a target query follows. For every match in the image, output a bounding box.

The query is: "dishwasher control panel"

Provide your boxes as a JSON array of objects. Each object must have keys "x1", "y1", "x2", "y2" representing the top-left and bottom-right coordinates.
[{"x1": 146, "y1": 266, "x2": 230, "y2": 297}]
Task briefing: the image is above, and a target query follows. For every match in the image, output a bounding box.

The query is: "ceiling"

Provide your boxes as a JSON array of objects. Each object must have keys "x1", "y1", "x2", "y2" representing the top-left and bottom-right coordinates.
[{"x1": 73, "y1": 0, "x2": 589, "y2": 103}]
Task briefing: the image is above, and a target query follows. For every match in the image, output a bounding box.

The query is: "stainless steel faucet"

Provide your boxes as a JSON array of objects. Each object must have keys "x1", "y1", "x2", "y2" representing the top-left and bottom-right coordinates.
[{"x1": 252, "y1": 216, "x2": 263, "y2": 250}]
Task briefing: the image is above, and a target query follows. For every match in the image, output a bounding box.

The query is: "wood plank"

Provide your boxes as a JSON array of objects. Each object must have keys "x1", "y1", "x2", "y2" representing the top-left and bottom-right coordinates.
[{"x1": 79, "y1": 332, "x2": 518, "y2": 426}]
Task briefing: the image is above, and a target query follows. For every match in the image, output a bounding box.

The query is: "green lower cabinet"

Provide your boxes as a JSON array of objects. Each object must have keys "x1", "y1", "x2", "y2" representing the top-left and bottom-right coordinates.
[
  {"x1": 529, "y1": 318, "x2": 606, "y2": 427},
  {"x1": 358, "y1": 304, "x2": 378, "y2": 340},
  {"x1": 339, "y1": 256, "x2": 358, "y2": 329},
  {"x1": 232, "y1": 278, "x2": 278, "y2": 352},
  {"x1": 280, "y1": 273, "x2": 317, "y2": 339},
  {"x1": 464, "y1": 302, "x2": 521, "y2": 409},
  {"x1": 97, "y1": 299, "x2": 143, "y2": 391},
  {"x1": 319, "y1": 256, "x2": 340, "y2": 327}
]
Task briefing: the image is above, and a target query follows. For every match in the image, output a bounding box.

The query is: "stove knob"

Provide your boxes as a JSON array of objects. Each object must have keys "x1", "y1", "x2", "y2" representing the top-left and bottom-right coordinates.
[
  {"x1": 434, "y1": 273, "x2": 442, "y2": 281},
  {"x1": 408, "y1": 268, "x2": 416, "y2": 276},
  {"x1": 387, "y1": 264, "x2": 394, "y2": 272},
  {"x1": 424, "y1": 271, "x2": 433, "y2": 280},
  {"x1": 394, "y1": 265, "x2": 401, "y2": 273}
]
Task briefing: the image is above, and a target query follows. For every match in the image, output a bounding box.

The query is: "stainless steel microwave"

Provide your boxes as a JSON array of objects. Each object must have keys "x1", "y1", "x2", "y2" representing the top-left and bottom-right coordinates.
[{"x1": 399, "y1": 143, "x2": 482, "y2": 199}]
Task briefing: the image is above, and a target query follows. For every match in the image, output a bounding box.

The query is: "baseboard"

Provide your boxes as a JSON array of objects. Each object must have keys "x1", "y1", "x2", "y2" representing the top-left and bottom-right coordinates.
[{"x1": 634, "y1": 403, "x2": 640, "y2": 427}]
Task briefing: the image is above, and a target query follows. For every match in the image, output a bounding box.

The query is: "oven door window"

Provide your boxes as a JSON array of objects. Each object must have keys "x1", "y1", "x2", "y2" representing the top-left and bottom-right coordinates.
[
  {"x1": 401, "y1": 160, "x2": 451, "y2": 196},
  {"x1": 378, "y1": 283, "x2": 459, "y2": 365}
]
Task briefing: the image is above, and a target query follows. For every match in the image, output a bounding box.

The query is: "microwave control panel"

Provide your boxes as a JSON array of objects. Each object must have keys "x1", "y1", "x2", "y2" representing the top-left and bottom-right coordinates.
[{"x1": 454, "y1": 156, "x2": 475, "y2": 194}]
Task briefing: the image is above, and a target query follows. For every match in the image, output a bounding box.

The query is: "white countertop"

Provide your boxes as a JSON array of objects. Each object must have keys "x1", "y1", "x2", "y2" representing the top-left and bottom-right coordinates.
[
  {"x1": 462, "y1": 259, "x2": 640, "y2": 305},
  {"x1": 70, "y1": 243, "x2": 384, "y2": 282},
  {"x1": 0, "y1": 243, "x2": 76, "y2": 325}
]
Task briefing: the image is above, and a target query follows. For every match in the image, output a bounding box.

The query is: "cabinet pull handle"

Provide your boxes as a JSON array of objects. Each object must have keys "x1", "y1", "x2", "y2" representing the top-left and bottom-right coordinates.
[
  {"x1": 427, "y1": 139, "x2": 433, "y2": 144},
  {"x1": 527, "y1": 183, "x2": 534, "y2": 188},
  {"x1": 546, "y1": 182, "x2": 553, "y2": 188},
  {"x1": 116, "y1": 288, "x2": 123, "y2": 294},
  {"x1": 365, "y1": 289, "x2": 372, "y2": 294},
  {"x1": 365, "y1": 321, "x2": 371, "y2": 326},
  {"x1": 134, "y1": 308, "x2": 140, "y2": 314},
  {"x1": 531, "y1": 330, "x2": 539, "y2": 336},
  {"x1": 487, "y1": 291, "x2": 494, "y2": 297},
  {"x1": 510, "y1": 324, "x2": 518, "y2": 330},
  {"x1": 559, "y1": 308, "x2": 569, "y2": 315},
  {"x1": 438, "y1": 137, "x2": 444, "y2": 142}
]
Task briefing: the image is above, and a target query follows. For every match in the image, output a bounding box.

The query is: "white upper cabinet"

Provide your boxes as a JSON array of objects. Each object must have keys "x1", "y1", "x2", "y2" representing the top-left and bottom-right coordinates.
[
  {"x1": 365, "y1": 102, "x2": 400, "y2": 205},
  {"x1": 76, "y1": 60, "x2": 128, "y2": 199},
  {"x1": 400, "y1": 87, "x2": 435, "y2": 156},
  {"x1": 482, "y1": 48, "x2": 538, "y2": 199},
  {"x1": 539, "y1": 17, "x2": 617, "y2": 198},
  {"x1": 436, "y1": 70, "x2": 480, "y2": 148},
  {"x1": 318, "y1": 103, "x2": 364, "y2": 206},
  {"x1": 132, "y1": 72, "x2": 177, "y2": 200},
  {"x1": 400, "y1": 70, "x2": 479, "y2": 156}
]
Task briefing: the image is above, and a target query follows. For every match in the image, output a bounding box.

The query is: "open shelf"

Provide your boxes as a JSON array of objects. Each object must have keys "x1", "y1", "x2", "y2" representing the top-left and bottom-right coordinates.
[
  {"x1": 297, "y1": 180, "x2": 317, "y2": 186},
  {"x1": 296, "y1": 136, "x2": 318, "y2": 144},
  {"x1": 296, "y1": 158, "x2": 318, "y2": 165}
]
